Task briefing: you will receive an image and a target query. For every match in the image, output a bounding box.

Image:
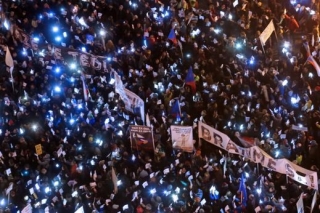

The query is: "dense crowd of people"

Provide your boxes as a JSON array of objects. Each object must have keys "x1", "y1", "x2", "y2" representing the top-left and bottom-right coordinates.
[{"x1": 0, "y1": 0, "x2": 320, "y2": 212}]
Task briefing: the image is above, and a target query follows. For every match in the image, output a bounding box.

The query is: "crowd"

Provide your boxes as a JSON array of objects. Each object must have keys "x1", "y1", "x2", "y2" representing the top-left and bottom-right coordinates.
[{"x1": 0, "y1": 0, "x2": 320, "y2": 212}]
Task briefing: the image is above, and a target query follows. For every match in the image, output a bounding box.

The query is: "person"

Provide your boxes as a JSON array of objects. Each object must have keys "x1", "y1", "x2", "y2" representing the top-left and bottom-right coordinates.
[{"x1": 201, "y1": 126, "x2": 212, "y2": 141}]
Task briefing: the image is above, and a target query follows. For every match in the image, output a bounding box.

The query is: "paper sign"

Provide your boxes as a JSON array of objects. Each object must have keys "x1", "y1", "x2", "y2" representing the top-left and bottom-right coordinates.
[
  {"x1": 35, "y1": 144, "x2": 43, "y2": 155},
  {"x1": 142, "y1": 181, "x2": 148, "y2": 188}
]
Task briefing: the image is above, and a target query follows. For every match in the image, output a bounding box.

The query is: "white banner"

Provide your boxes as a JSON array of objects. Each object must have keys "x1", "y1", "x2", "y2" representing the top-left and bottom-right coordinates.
[
  {"x1": 198, "y1": 122, "x2": 318, "y2": 189},
  {"x1": 171, "y1": 126, "x2": 194, "y2": 152},
  {"x1": 114, "y1": 71, "x2": 130, "y2": 104},
  {"x1": 296, "y1": 193, "x2": 304, "y2": 213},
  {"x1": 259, "y1": 20, "x2": 275, "y2": 45},
  {"x1": 114, "y1": 71, "x2": 145, "y2": 123},
  {"x1": 292, "y1": 125, "x2": 308, "y2": 132}
]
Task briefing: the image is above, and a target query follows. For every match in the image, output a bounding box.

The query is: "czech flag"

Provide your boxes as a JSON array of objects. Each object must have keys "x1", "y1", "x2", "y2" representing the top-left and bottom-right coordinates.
[
  {"x1": 185, "y1": 66, "x2": 196, "y2": 93},
  {"x1": 304, "y1": 42, "x2": 320, "y2": 77},
  {"x1": 170, "y1": 99, "x2": 181, "y2": 119},
  {"x1": 168, "y1": 28, "x2": 177, "y2": 45}
]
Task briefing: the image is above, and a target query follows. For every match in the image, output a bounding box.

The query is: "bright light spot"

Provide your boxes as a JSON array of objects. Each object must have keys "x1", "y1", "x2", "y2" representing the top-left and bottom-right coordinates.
[
  {"x1": 55, "y1": 67, "x2": 60, "y2": 73},
  {"x1": 282, "y1": 79, "x2": 288, "y2": 86},
  {"x1": 32, "y1": 124, "x2": 38, "y2": 131},
  {"x1": 55, "y1": 36, "x2": 62, "y2": 42},
  {"x1": 257, "y1": 188, "x2": 261, "y2": 194},
  {"x1": 213, "y1": 28, "x2": 220, "y2": 34},
  {"x1": 69, "y1": 119, "x2": 75, "y2": 125},
  {"x1": 81, "y1": 47, "x2": 86, "y2": 52},
  {"x1": 117, "y1": 180, "x2": 122, "y2": 186},
  {"x1": 117, "y1": 130, "x2": 123, "y2": 136},
  {"x1": 309, "y1": 72, "x2": 314, "y2": 78},
  {"x1": 172, "y1": 194, "x2": 178, "y2": 202},
  {"x1": 291, "y1": 97, "x2": 299, "y2": 104},
  {"x1": 63, "y1": 32, "x2": 67, "y2": 38},
  {"x1": 90, "y1": 159, "x2": 95, "y2": 165},
  {"x1": 228, "y1": 14, "x2": 232, "y2": 20},
  {"x1": 19, "y1": 128, "x2": 24, "y2": 134},
  {"x1": 275, "y1": 151, "x2": 280, "y2": 158},
  {"x1": 132, "y1": 154, "x2": 136, "y2": 161},
  {"x1": 53, "y1": 181, "x2": 59, "y2": 187},
  {"x1": 72, "y1": 191, "x2": 78, "y2": 197},
  {"x1": 70, "y1": 63, "x2": 77, "y2": 69},
  {"x1": 54, "y1": 86, "x2": 61, "y2": 93},
  {"x1": 78, "y1": 17, "x2": 87, "y2": 27},
  {"x1": 33, "y1": 37, "x2": 39, "y2": 42},
  {"x1": 52, "y1": 26, "x2": 59, "y2": 32},
  {"x1": 0, "y1": 199, "x2": 4, "y2": 206},
  {"x1": 235, "y1": 43, "x2": 242, "y2": 49},
  {"x1": 100, "y1": 30, "x2": 106, "y2": 36},
  {"x1": 284, "y1": 41, "x2": 290, "y2": 48},
  {"x1": 45, "y1": 187, "x2": 51, "y2": 193},
  {"x1": 245, "y1": 172, "x2": 249, "y2": 178},
  {"x1": 282, "y1": 47, "x2": 288, "y2": 54},
  {"x1": 109, "y1": 78, "x2": 115, "y2": 84},
  {"x1": 240, "y1": 124, "x2": 244, "y2": 130},
  {"x1": 175, "y1": 187, "x2": 180, "y2": 194},
  {"x1": 4, "y1": 20, "x2": 9, "y2": 30},
  {"x1": 95, "y1": 139, "x2": 103, "y2": 146},
  {"x1": 150, "y1": 188, "x2": 156, "y2": 194}
]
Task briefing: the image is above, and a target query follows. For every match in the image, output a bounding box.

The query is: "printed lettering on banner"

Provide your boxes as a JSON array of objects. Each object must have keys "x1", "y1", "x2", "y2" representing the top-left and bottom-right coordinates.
[
  {"x1": 198, "y1": 121, "x2": 318, "y2": 189},
  {"x1": 129, "y1": 125, "x2": 154, "y2": 152}
]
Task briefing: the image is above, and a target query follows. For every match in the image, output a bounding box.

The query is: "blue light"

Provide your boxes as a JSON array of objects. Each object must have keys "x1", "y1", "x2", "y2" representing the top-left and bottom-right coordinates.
[
  {"x1": 55, "y1": 36, "x2": 61, "y2": 42},
  {"x1": 52, "y1": 26, "x2": 59, "y2": 32},
  {"x1": 69, "y1": 119, "x2": 75, "y2": 125},
  {"x1": 54, "y1": 86, "x2": 61, "y2": 93},
  {"x1": 55, "y1": 67, "x2": 60, "y2": 73},
  {"x1": 33, "y1": 37, "x2": 39, "y2": 42}
]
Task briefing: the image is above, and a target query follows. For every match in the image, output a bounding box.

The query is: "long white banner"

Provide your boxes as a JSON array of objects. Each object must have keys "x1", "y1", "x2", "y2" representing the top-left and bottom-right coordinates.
[
  {"x1": 259, "y1": 20, "x2": 275, "y2": 45},
  {"x1": 171, "y1": 125, "x2": 194, "y2": 152},
  {"x1": 198, "y1": 122, "x2": 318, "y2": 189}
]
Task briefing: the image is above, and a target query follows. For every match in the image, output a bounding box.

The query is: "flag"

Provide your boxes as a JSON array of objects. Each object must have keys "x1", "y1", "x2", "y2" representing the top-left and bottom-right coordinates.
[
  {"x1": 168, "y1": 28, "x2": 177, "y2": 45},
  {"x1": 296, "y1": 193, "x2": 304, "y2": 213},
  {"x1": 185, "y1": 66, "x2": 196, "y2": 93},
  {"x1": 223, "y1": 155, "x2": 227, "y2": 176},
  {"x1": 239, "y1": 174, "x2": 247, "y2": 206},
  {"x1": 312, "y1": 34, "x2": 315, "y2": 47},
  {"x1": 304, "y1": 42, "x2": 320, "y2": 77},
  {"x1": 178, "y1": 40, "x2": 183, "y2": 58},
  {"x1": 306, "y1": 56, "x2": 320, "y2": 77},
  {"x1": 5, "y1": 46, "x2": 14, "y2": 68},
  {"x1": 170, "y1": 99, "x2": 181, "y2": 118},
  {"x1": 146, "y1": 113, "x2": 151, "y2": 127},
  {"x1": 311, "y1": 191, "x2": 317, "y2": 213},
  {"x1": 111, "y1": 167, "x2": 118, "y2": 194},
  {"x1": 81, "y1": 75, "x2": 89, "y2": 101},
  {"x1": 5, "y1": 46, "x2": 14, "y2": 90}
]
